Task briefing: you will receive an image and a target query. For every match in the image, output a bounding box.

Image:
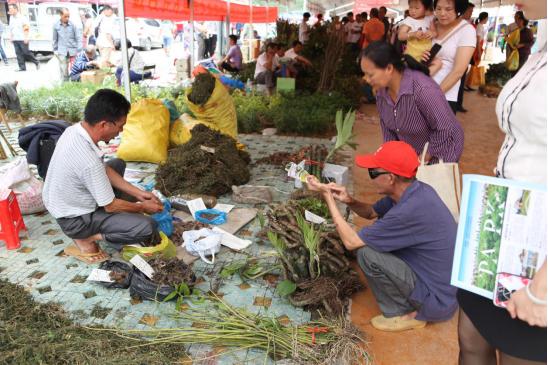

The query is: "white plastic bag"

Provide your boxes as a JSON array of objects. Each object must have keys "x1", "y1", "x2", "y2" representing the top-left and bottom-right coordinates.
[
  {"x1": 182, "y1": 228, "x2": 221, "y2": 264},
  {"x1": 0, "y1": 157, "x2": 46, "y2": 214}
]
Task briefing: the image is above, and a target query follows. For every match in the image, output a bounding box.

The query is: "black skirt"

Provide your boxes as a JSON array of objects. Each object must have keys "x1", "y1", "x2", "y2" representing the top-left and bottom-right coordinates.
[{"x1": 457, "y1": 289, "x2": 547, "y2": 361}]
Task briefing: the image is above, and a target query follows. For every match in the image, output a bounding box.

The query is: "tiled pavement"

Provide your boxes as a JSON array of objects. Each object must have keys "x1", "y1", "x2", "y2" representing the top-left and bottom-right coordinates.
[{"x1": 0, "y1": 121, "x2": 353, "y2": 364}]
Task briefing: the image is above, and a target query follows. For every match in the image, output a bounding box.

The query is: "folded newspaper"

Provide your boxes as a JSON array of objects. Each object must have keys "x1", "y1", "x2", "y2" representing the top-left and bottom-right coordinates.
[{"x1": 451, "y1": 175, "x2": 547, "y2": 307}]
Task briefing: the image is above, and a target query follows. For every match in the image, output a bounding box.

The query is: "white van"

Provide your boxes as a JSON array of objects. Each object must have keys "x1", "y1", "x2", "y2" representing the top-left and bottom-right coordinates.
[{"x1": 28, "y1": 2, "x2": 96, "y2": 55}]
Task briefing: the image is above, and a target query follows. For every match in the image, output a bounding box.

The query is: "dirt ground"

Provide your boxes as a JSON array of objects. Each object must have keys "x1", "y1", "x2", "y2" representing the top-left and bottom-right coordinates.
[{"x1": 349, "y1": 91, "x2": 505, "y2": 365}]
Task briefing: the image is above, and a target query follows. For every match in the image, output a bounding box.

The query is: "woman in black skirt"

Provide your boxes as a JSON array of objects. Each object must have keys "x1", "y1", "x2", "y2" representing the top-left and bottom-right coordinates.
[{"x1": 457, "y1": 1, "x2": 547, "y2": 364}]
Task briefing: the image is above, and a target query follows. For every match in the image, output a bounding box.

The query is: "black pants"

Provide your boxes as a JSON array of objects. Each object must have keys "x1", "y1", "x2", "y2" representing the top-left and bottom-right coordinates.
[
  {"x1": 221, "y1": 61, "x2": 239, "y2": 73},
  {"x1": 457, "y1": 72, "x2": 466, "y2": 108},
  {"x1": 448, "y1": 100, "x2": 458, "y2": 115},
  {"x1": 56, "y1": 158, "x2": 160, "y2": 249},
  {"x1": 12, "y1": 40, "x2": 39, "y2": 71}
]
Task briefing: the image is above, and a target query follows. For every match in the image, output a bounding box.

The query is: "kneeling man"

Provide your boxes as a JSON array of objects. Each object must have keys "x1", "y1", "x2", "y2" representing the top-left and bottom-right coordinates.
[
  {"x1": 43, "y1": 89, "x2": 163, "y2": 263},
  {"x1": 307, "y1": 141, "x2": 457, "y2": 331}
]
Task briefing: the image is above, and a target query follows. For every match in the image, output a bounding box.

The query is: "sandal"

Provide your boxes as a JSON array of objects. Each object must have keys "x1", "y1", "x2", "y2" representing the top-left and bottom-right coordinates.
[{"x1": 63, "y1": 244, "x2": 110, "y2": 265}]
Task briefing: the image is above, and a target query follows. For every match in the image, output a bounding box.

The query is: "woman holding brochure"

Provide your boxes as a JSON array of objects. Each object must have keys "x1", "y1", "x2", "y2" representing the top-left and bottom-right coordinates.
[{"x1": 457, "y1": 1, "x2": 547, "y2": 364}]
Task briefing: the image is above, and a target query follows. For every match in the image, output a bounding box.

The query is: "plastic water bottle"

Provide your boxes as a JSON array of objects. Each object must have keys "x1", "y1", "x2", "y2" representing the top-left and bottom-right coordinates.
[{"x1": 245, "y1": 79, "x2": 252, "y2": 95}]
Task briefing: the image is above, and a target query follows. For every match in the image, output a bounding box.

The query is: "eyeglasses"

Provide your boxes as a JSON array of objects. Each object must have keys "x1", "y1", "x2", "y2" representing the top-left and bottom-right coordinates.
[{"x1": 368, "y1": 169, "x2": 391, "y2": 180}]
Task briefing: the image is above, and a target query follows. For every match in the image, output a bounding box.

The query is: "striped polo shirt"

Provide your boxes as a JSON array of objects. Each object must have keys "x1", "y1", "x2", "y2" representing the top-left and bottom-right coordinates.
[
  {"x1": 43, "y1": 123, "x2": 115, "y2": 219},
  {"x1": 376, "y1": 68, "x2": 464, "y2": 163}
]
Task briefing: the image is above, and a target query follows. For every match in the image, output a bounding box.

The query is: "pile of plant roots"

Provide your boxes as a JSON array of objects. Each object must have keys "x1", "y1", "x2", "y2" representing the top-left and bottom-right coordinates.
[
  {"x1": 187, "y1": 72, "x2": 216, "y2": 106},
  {"x1": 148, "y1": 257, "x2": 196, "y2": 287},
  {"x1": 255, "y1": 144, "x2": 328, "y2": 168},
  {"x1": 264, "y1": 199, "x2": 364, "y2": 315},
  {"x1": 156, "y1": 124, "x2": 250, "y2": 197}
]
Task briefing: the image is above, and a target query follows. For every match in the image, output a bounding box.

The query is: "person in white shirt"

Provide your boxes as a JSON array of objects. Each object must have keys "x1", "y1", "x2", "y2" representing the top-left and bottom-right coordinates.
[
  {"x1": 114, "y1": 40, "x2": 151, "y2": 85},
  {"x1": 299, "y1": 12, "x2": 311, "y2": 44},
  {"x1": 397, "y1": 0, "x2": 436, "y2": 62},
  {"x1": 422, "y1": 0, "x2": 476, "y2": 113},
  {"x1": 254, "y1": 43, "x2": 277, "y2": 94},
  {"x1": 344, "y1": 12, "x2": 363, "y2": 51},
  {"x1": 95, "y1": 5, "x2": 117, "y2": 67},
  {"x1": 284, "y1": 40, "x2": 312, "y2": 70},
  {"x1": 7, "y1": 4, "x2": 40, "y2": 71}
]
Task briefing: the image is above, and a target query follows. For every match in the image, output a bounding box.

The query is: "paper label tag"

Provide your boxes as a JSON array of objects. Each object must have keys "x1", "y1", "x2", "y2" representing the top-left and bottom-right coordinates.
[
  {"x1": 286, "y1": 161, "x2": 309, "y2": 182},
  {"x1": 187, "y1": 198, "x2": 207, "y2": 219},
  {"x1": 200, "y1": 145, "x2": 216, "y2": 154},
  {"x1": 214, "y1": 203, "x2": 235, "y2": 213},
  {"x1": 212, "y1": 227, "x2": 253, "y2": 250},
  {"x1": 130, "y1": 255, "x2": 155, "y2": 279},
  {"x1": 87, "y1": 269, "x2": 114, "y2": 282},
  {"x1": 305, "y1": 210, "x2": 326, "y2": 224}
]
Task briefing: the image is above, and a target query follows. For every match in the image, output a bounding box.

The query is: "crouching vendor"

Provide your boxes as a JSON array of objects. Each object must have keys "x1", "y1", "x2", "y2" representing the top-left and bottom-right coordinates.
[
  {"x1": 306, "y1": 141, "x2": 458, "y2": 332},
  {"x1": 43, "y1": 89, "x2": 164, "y2": 264}
]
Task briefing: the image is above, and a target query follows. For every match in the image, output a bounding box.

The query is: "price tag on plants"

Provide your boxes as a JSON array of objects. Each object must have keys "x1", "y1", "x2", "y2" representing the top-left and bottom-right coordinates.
[
  {"x1": 305, "y1": 210, "x2": 326, "y2": 224},
  {"x1": 214, "y1": 203, "x2": 235, "y2": 213},
  {"x1": 130, "y1": 255, "x2": 155, "y2": 279},
  {"x1": 86, "y1": 269, "x2": 114, "y2": 283},
  {"x1": 286, "y1": 161, "x2": 310, "y2": 182}
]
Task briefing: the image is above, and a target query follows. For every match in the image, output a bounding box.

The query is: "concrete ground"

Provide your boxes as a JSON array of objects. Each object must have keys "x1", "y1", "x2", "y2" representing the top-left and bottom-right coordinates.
[{"x1": 349, "y1": 90, "x2": 505, "y2": 365}]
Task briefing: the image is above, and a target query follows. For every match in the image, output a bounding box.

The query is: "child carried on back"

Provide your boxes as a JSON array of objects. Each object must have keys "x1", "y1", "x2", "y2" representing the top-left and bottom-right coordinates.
[{"x1": 398, "y1": 0, "x2": 437, "y2": 62}]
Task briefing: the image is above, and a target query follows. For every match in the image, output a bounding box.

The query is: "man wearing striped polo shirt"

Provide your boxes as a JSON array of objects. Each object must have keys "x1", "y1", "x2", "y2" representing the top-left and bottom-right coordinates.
[{"x1": 43, "y1": 89, "x2": 163, "y2": 263}]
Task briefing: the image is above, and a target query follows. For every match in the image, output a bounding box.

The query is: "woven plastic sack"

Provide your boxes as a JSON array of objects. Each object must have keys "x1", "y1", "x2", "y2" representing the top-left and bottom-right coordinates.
[
  {"x1": 405, "y1": 38, "x2": 432, "y2": 62},
  {"x1": 169, "y1": 116, "x2": 200, "y2": 146},
  {"x1": 121, "y1": 232, "x2": 177, "y2": 261},
  {"x1": 185, "y1": 79, "x2": 238, "y2": 139},
  {"x1": 0, "y1": 157, "x2": 46, "y2": 214},
  {"x1": 506, "y1": 29, "x2": 520, "y2": 71},
  {"x1": 117, "y1": 99, "x2": 170, "y2": 163}
]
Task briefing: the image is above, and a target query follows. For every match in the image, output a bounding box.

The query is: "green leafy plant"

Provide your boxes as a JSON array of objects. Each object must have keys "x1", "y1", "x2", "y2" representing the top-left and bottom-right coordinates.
[
  {"x1": 325, "y1": 110, "x2": 357, "y2": 163},
  {"x1": 296, "y1": 213, "x2": 322, "y2": 279},
  {"x1": 163, "y1": 283, "x2": 204, "y2": 310},
  {"x1": 276, "y1": 279, "x2": 297, "y2": 297},
  {"x1": 297, "y1": 197, "x2": 330, "y2": 219}
]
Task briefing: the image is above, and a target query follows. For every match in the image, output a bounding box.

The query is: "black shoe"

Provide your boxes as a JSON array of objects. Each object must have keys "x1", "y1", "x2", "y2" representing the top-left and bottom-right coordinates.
[
  {"x1": 456, "y1": 106, "x2": 468, "y2": 113},
  {"x1": 36, "y1": 62, "x2": 40, "y2": 70},
  {"x1": 464, "y1": 86, "x2": 474, "y2": 92}
]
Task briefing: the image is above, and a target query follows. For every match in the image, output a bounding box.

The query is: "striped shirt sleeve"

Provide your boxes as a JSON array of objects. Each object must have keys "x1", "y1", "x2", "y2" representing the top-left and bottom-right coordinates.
[
  {"x1": 415, "y1": 85, "x2": 463, "y2": 162},
  {"x1": 80, "y1": 163, "x2": 115, "y2": 207}
]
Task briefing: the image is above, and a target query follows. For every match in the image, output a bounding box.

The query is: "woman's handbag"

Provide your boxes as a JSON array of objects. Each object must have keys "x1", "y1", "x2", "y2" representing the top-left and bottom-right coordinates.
[{"x1": 416, "y1": 143, "x2": 461, "y2": 222}]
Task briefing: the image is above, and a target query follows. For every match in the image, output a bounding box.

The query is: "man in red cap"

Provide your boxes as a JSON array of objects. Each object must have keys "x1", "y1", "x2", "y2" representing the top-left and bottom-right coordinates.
[{"x1": 307, "y1": 141, "x2": 458, "y2": 332}]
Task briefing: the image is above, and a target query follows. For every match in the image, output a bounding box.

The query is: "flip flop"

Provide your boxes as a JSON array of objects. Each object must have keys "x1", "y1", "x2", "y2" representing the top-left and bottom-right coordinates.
[{"x1": 63, "y1": 244, "x2": 110, "y2": 265}]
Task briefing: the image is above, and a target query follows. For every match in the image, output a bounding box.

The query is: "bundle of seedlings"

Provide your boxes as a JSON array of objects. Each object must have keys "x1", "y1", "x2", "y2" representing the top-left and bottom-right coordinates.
[
  {"x1": 317, "y1": 23, "x2": 346, "y2": 92},
  {"x1": 264, "y1": 200, "x2": 363, "y2": 315},
  {"x1": 187, "y1": 72, "x2": 216, "y2": 106},
  {"x1": 156, "y1": 124, "x2": 251, "y2": 197},
  {"x1": 100, "y1": 295, "x2": 371, "y2": 364},
  {"x1": 255, "y1": 144, "x2": 328, "y2": 175}
]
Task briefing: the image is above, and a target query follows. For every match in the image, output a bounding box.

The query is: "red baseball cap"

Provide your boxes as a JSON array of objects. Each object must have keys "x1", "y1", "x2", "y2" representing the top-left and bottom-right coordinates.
[{"x1": 355, "y1": 141, "x2": 419, "y2": 178}]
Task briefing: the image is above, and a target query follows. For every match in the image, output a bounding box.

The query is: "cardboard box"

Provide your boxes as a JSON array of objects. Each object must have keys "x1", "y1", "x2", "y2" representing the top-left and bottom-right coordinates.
[{"x1": 80, "y1": 69, "x2": 109, "y2": 85}]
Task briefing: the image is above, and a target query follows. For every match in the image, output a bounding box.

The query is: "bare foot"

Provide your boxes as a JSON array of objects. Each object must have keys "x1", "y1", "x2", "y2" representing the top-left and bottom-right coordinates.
[{"x1": 74, "y1": 233, "x2": 104, "y2": 254}]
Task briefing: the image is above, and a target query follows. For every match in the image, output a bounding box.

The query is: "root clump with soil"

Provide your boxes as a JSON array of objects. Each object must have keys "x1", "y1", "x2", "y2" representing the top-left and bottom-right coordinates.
[
  {"x1": 263, "y1": 199, "x2": 364, "y2": 315},
  {"x1": 148, "y1": 257, "x2": 196, "y2": 287},
  {"x1": 156, "y1": 124, "x2": 250, "y2": 197}
]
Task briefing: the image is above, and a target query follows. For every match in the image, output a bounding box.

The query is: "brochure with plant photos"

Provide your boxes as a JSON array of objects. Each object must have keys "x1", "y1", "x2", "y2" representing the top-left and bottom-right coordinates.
[{"x1": 451, "y1": 175, "x2": 547, "y2": 305}]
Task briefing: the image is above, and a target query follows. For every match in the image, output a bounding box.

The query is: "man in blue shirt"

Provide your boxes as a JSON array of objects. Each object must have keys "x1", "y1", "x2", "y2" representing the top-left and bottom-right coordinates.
[
  {"x1": 70, "y1": 45, "x2": 99, "y2": 81},
  {"x1": 53, "y1": 8, "x2": 82, "y2": 81},
  {"x1": 307, "y1": 141, "x2": 458, "y2": 331}
]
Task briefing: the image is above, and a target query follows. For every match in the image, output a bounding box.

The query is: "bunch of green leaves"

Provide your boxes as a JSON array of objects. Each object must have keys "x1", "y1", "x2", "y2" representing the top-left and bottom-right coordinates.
[
  {"x1": 485, "y1": 62, "x2": 514, "y2": 86},
  {"x1": 232, "y1": 61, "x2": 256, "y2": 83},
  {"x1": 163, "y1": 282, "x2": 205, "y2": 311},
  {"x1": 325, "y1": 109, "x2": 357, "y2": 162},
  {"x1": 232, "y1": 90, "x2": 272, "y2": 133},
  {"x1": 295, "y1": 213, "x2": 322, "y2": 279},
  {"x1": 297, "y1": 197, "x2": 330, "y2": 219},
  {"x1": 219, "y1": 257, "x2": 281, "y2": 281}
]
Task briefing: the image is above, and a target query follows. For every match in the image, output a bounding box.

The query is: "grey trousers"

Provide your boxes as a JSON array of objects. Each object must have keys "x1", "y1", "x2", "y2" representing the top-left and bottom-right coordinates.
[
  {"x1": 255, "y1": 70, "x2": 275, "y2": 88},
  {"x1": 357, "y1": 245, "x2": 420, "y2": 317},
  {"x1": 56, "y1": 158, "x2": 160, "y2": 249}
]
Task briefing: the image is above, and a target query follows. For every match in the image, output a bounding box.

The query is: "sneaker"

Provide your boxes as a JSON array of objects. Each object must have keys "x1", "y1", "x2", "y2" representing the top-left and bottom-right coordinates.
[{"x1": 370, "y1": 314, "x2": 427, "y2": 332}]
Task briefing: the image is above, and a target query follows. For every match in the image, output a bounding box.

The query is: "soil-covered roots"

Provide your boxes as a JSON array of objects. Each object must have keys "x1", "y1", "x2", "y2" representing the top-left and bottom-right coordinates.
[
  {"x1": 0, "y1": 279, "x2": 188, "y2": 364},
  {"x1": 255, "y1": 144, "x2": 328, "y2": 168},
  {"x1": 187, "y1": 72, "x2": 216, "y2": 106},
  {"x1": 148, "y1": 257, "x2": 196, "y2": 287},
  {"x1": 263, "y1": 200, "x2": 365, "y2": 315},
  {"x1": 156, "y1": 124, "x2": 250, "y2": 197}
]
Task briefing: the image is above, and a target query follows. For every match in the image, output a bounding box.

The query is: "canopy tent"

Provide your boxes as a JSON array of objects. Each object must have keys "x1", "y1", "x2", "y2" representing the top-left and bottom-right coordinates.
[{"x1": 122, "y1": 0, "x2": 278, "y2": 22}]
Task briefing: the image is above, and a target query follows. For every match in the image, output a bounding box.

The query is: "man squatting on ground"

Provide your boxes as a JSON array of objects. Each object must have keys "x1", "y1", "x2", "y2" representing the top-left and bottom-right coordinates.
[
  {"x1": 43, "y1": 89, "x2": 164, "y2": 263},
  {"x1": 307, "y1": 141, "x2": 458, "y2": 332}
]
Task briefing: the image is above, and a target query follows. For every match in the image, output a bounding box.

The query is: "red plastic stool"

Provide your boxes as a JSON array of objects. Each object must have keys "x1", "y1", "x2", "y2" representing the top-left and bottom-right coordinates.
[{"x1": 0, "y1": 190, "x2": 27, "y2": 250}]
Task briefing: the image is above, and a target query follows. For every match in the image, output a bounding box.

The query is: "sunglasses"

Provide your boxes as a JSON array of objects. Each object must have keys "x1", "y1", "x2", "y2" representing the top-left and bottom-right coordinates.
[{"x1": 368, "y1": 169, "x2": 391, "y2": 180}]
